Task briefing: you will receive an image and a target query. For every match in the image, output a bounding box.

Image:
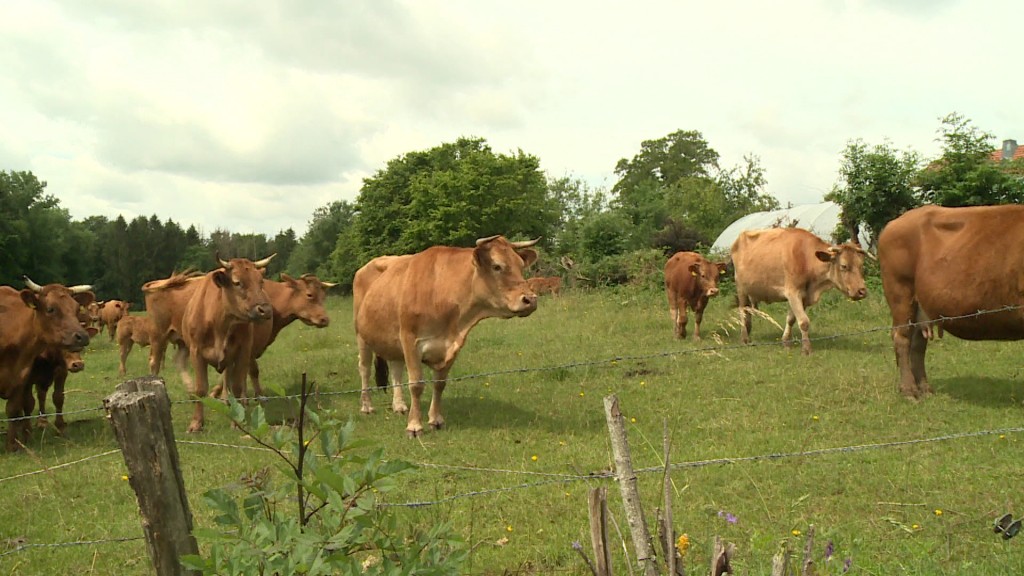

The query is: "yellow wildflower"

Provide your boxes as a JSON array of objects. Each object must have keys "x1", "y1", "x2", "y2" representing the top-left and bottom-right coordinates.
[
  {"x1": 531, "y1": 455, "x2": 538, "y2": 462},
  {"x1": 506, "y1": 525, "x2": 513, "y2": 533},
  {"x1": 792, "y1": 529, "x2": 801, "y2": 536},
  {"x1": 934, "y1": 509, "x2": 943, "y2": 516},
  {"x1": 675, "y1": 533, "x2": 690, "y2": 557},
  {"x1": 121, "y1": 475, "x2": 129, "y2": 481}
]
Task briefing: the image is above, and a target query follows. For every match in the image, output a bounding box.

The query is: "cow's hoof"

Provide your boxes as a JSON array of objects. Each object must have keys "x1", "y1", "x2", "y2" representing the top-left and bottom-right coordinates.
[
  {"x1": 360, "y1": 406, "x2": 375, "y2": 415},
  {"x1": 35, "y1": 418, "x2": 49, "y2": 429},
  {"x1": 392, "y1": 404, "x2": 408, "y2": 414},
  {"x1": 186, "y1": 423, "x2": 203, "y2": 433},
  {"x1": 430, "y1": 421, "x2": 445, "y2": 431},
  {"x1": 406, "y1": 428, "x2": 423, "y2": 438}
]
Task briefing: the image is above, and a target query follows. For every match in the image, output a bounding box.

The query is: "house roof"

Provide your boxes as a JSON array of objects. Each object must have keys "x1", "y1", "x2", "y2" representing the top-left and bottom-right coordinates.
[{"x1": 990, "y1": 143, "x2": 1024, "y2": 162}]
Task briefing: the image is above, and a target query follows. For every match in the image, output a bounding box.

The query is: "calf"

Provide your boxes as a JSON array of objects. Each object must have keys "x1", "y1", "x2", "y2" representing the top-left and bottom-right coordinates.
[
  {"x1": 664, "y1": 251, "x2": 727, "y2": 340},
  {"x1": 527, "y1": 276, "x2": 562, "y2": 297},
  {"x1": 117, "y1": 314, "x2": 154, "y2": 376},
  {"x1": 97, "y1": 299, "x2": 131, "y2": 341},
  {"x1": 30, "y1": 327, "x2": 98, "y2": 431}
]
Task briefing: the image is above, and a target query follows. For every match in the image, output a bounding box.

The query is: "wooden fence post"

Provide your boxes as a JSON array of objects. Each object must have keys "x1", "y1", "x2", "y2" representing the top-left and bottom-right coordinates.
[
  {"x1": 589, "y1": 487, "x2": 613, "y2": 576},
  {"x1": 604, "y1": 394, "x2": 660, "y2": 576},
  {"x1": 104, "y1": 376, "x2": 199, "y2": 576}
]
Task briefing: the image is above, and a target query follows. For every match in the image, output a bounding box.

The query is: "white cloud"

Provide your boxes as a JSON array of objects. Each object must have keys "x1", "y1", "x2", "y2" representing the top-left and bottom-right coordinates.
[{"x1": 2, "y1": 0, "x2": 1022, "y2": 237}]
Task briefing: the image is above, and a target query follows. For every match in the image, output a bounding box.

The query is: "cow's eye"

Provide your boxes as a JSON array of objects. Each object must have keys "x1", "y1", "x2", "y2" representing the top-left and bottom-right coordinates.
[
  {"x1": 492, "y1": 264, "x2": 502, "y2": 272},
  {"x1": 233, "y1": 280, "x2": 242, "y2": 287},
  {"x1": 840, "y1": 264, "x2": 849, "y2": 272},
  {"x1": 46, "y1": 306, "x2": 57, "y2": 315}
]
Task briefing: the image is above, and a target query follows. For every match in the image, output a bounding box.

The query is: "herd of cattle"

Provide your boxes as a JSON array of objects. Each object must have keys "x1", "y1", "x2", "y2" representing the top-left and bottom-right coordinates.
[{"x1": 1, "y1": 205, "x2": 1022, "y2": 449}]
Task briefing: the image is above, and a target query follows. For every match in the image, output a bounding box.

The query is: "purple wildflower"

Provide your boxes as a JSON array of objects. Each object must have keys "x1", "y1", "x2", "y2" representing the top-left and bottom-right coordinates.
[
  {"x1": 572, "y1": 541, "x2": 582, "y2": 551},
  {"x1": 824, "y1": 540, "x2": 834, "y2": 561},
  {"x1": 716, "y1": 510, "x2": 738, "y2": 524}
]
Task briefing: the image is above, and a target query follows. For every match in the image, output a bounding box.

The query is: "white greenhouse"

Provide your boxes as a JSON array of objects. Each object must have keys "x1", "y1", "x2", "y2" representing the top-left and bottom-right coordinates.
[{"x1": 710, "y1": 201, "x2": 867, "y2": 253}]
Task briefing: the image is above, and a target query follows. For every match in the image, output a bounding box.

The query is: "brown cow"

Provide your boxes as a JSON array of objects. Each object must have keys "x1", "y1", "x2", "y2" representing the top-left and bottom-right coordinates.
[
  {"x1": 527, "y1": 276, "x2": 562, "y2": 297},
  {"x1": 731, "y1": 227, "x2": 869, "y2": 354},
  {"x1": 354, "y1": 236, "x2": 539, "y2": 437},
  {"x1": 116, "y1": 314, "x2": 154, "y2": 376},
  {"x1": 878, "y1": 204, "x2": 1024, "y2": 399},
  {"x1": 172, "y1": 255, "x2": 273, "y2": 433},
  {"x1": 664, "y1": 251, "x2": 728, "y2": 340},
  {"x1": 142, "y1": 271, "x2": 204, "y2": 376},
  {"x1": 97, "y1": 299, "x2": 131, "y2": 340},
  {"x1": 0, "y1": 278, "x2": 94, "y2": 451},
  {"x1": 29, "y1": 327, "x2": 99, "y2": 431},
  {"x1": 211, "y1": 273, "x2": 335, "y2": 400}
]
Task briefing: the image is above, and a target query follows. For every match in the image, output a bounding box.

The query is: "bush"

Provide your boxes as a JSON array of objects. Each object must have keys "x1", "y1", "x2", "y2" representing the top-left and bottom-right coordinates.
[{"x1": 181, "y1": 386, "x2": 468, "y2": 575}]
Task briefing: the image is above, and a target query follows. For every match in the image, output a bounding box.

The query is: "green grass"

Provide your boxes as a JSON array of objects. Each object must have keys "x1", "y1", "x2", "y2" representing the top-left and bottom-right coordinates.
[{"x1": 3, "y1": 285, "x2": 1024, "y2": 575}]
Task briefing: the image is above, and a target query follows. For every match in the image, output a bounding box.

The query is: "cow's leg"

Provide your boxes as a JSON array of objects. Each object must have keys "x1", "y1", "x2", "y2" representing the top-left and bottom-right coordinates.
[
  {"x1": 35, "y1": 382, "x2": 49, "y2": 428},
  {"x1": 784, "y1": 292, "x2": 814, "y2": 355},
  {"x1": 388, "y1": 360, "x2": 408, "y2": 414},
  {"x1": 693, "y1": 299, "x2": 707, "y2": 341},
  {"x1": 909, "y1": 324, "x2": 931, "y2": 396},
  {"x1": 668, "y1": 290, "x2": 684, "y2": 339},
  {"x1": 119, "y1": 340, "x2": 133, "y2": 376},
  {"x1": 737, "y1": 291, "x2": 753, "y2": 344},
  {"x1": 427, "y1": 368, "x2": 450, "y2": 430},
  {"x1": 7, "y1": 390, "x2": 25, "y2": 451},
  {"x1": 677, "y1": 303, "x2": 689, "y2": 340},
  {"x1": 248, "y1": 359, "x2": 264, "y2": 399},
  {"x1": 49, "y1": 370, "x2": 68, "y2": 432},
  {"x1": 782, "y1": 309, "x2": 796, "y2": 347},
  {"x1": 149, "y1": 334, "x2": 168, "y2": 375},
  {"x1": 357, "y1": 337, "x2": 375, "y2": 414}
]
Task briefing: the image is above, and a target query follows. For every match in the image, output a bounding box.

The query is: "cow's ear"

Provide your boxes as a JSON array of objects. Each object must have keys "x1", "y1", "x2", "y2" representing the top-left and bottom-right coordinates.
[
  {"x1": 73, "y1": 292, "x2": 95, "y2": 308},
  {"x1": 86, "y1": 327, "x2": 99, "y2": 337},
  {"x1": 473, "y1": 245, "x2": 494, "y2": 269},
  {"x1": 815, "y1": 250, "x2": 835, "y2": 263},
  {"x1": 213, "y1": 270, "x2": 232, "y2": 288},
  {"x1": 516, "y1": 248, "x2": 538, "y2": 268},
  {"x1": 281, "y1": 272, "x2": 296, "y2": 285},
  {"x1": 688, "y1": 263, "x2": 700, "y2": 277},
  {"x1": 20, "y1": 289, "x2": 40, "y2": 309}
]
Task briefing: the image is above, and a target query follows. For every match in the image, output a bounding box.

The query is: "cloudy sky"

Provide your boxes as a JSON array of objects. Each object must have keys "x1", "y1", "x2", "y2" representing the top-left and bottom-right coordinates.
[{"x1": 2, "y1": 1, "x2": 1021, "y2": 238}]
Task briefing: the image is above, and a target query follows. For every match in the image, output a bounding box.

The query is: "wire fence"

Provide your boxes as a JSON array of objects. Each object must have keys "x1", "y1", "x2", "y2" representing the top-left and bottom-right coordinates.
[
  {"x1": 3, "y1": 302, "x2": 1024, "y2": 561},
  {"x1": 4, "y1": 303, "x2": 1021, "y2": 426}
]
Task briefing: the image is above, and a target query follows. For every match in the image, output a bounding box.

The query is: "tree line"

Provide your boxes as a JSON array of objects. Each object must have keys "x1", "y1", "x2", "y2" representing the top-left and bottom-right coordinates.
[{"x1": 2, "y1": 112, "x2": 1021, "y2": 304}]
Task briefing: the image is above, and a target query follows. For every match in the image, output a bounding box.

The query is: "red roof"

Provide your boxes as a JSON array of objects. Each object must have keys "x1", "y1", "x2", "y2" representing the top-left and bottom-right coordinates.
[{"x1": 990, "y1": 143, "x2": 1024, "y2": 162}]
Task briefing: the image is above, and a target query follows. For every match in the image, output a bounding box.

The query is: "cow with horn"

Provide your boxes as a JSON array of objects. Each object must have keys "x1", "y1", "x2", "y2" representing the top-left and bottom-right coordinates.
[
  {"x1": 173, "y1": 253, "x2": 274, "y2": 433},
  {"x1": 354, "y1": 235, "x2": 539, "y2": 437},
  {"x1": 0, "y1": 277, "x2": 94, "y2": 451}
]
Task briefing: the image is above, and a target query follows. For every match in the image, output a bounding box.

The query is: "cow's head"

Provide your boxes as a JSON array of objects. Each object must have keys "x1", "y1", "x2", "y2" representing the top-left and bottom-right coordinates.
[
  {"x1": 473, "y1": 236, "x2": 540, "y2": 317},
  {"x1": 281, "y1": 273, "x2": 335, "y2": 328},
  {"x1": 213, "y1": 253, "x2": 274, "y2": 321},
  {"x1": 22, "y1": 276, "x2": 96, "y2": 351},
  {"x1": 62, "y1": 329, "x2": 95, "y2": 372},
  {"x1": 689, "y1": 260, "x2": 729, "y2": 298},
  {"x1": 816, "y1": 243, "x2": 869, "y2": 301}
]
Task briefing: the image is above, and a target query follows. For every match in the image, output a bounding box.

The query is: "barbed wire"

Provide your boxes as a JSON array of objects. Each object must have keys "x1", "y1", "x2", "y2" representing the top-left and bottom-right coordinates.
[
  {"x1": 2, "y1": 303, "x2": 1024, "y2": 424},
  {"x1": 0, "y1": 449, "x2": 121, "y2": 484},
  {"x1": 3, "y1": 303, "x2": 1022, "y2": 425},
  {"x1": 0, "y1": 535, "x2": 144, "y2": 559}
]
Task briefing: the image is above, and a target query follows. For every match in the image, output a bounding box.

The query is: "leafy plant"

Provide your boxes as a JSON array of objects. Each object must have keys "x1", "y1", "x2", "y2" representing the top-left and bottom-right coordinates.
[{"x1": 181, "y1": 381, "x2": 468, "y2": 575}]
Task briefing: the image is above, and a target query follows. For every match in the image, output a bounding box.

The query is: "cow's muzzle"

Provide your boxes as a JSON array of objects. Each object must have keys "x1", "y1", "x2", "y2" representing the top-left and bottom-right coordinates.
[
  {"x1": 513, "y1": 294, "x2": 538, "y2": 317},
  {"x1": 250, "y1": 304, "x2": 273, "y2": 321},
  {"x1": 850, "y1": 287, "x2": 868, "y2": 300},
  {"x1": 65, "y1": 329, "x2": 90, "y2": 352},
  {"x1": 68, "y1": 360, "x2": 85, "y2": 373}
]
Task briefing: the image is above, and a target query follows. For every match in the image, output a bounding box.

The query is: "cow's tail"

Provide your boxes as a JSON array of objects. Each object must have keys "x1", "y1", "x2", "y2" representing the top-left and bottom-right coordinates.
[{"x1": 374, "y1": 355, "x2": 389, "y2": 389}]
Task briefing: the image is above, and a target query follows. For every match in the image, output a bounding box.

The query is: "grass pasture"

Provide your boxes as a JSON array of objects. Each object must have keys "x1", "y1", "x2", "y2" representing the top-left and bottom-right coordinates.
[{"x1": 3, "y1": 284, "x2": 1024, "y2": 575}]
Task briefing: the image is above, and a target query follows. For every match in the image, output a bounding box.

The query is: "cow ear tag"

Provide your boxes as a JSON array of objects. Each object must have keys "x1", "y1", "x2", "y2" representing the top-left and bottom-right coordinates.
[{"x1": 691, "y1": 271, "x2": 697, "y2": 277}]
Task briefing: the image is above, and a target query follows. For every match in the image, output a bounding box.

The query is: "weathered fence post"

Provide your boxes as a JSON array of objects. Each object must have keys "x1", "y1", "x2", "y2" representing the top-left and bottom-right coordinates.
[
  {"x1": 604, "y1": 394, "x2": 660, "y2": 576},
  {"x1": 588, "y1": 487, "x2": 613, "y2": 576},
  {"x1": 104, "y1": 376, "x2": 198, "y2": 576}
]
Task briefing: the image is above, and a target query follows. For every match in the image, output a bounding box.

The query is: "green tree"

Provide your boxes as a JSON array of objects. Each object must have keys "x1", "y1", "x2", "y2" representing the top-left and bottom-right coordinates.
[
  {"x1": 611, "y1": 130, "x2": 720, "y2": 232},
  {"x1": 916, "y1": 112, "x2": 1024, "y2": 206},
  {"x1": 0, "y1": 170, "x2": 75, "y2": 286},
  {"x1": 290, "y1": 200, "x2": 355, "y2": 278},
  {"x1": 355, "y1": 137, "x2": 555, "y2": 259},
  {"x1": 825, "y1": 139, "x2": 921, "y2": 249}
]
